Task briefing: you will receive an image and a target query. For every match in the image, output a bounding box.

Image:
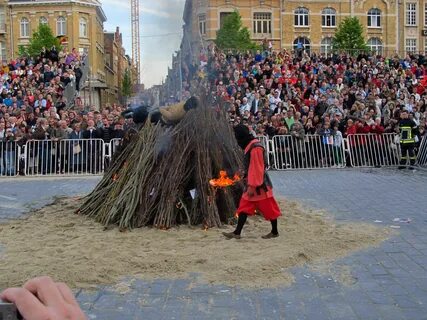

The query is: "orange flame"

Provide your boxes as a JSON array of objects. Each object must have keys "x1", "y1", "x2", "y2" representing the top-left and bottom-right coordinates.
[
  {"x1": 112, "y1": 173, "x2": 119, "y2": 181},
  {"x1": 209, "y1": 171, "x2": 240, "y2": 188}
]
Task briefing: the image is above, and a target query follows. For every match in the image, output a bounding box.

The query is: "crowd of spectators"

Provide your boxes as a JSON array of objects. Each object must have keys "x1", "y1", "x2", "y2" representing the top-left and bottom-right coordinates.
[
  {"x1": 3, "y1": 43, "x2": 427, "y2": 175},
  {"x1": 176, "y1": 45, "x2": 427, "y2": 167},
  {"x1": 0, "y1": 47, "x2": 135, "y2": 175},
  {"x1": 195, "y1": 46, "x2": 427, "y2": 141}
]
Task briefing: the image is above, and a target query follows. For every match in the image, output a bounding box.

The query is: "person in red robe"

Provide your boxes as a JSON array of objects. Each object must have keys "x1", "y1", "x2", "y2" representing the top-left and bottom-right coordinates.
[{"x1": 223, "y1": 124, "x2": 281, "y2": 239}]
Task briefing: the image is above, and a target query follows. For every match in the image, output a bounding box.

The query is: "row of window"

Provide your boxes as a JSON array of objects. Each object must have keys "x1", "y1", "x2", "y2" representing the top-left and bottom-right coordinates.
[
  {"x1": 296, "y1": 3, "x2": 426, "y2": 27},
  {"x1": 295, "y1": 37, "x2": 424, "y2": 54},
  {"x1": 199, "y1": 3, "x2": 427, "y2": 36},
  {"x1": 199, "y1": 7, "x2": 384, "y2": 35},
  {"x1": 294, "y1": 37, "x2": 383, "y2": 54},
  {"x1": 19, "y1": 17, "x2": 88, "y2": 38},
  {"x1": 294, "y1": 7, "x2": 382, "y2": 27}
]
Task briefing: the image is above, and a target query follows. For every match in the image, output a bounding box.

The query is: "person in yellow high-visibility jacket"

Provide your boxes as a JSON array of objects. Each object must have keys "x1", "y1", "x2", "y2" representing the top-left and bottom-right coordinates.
[{"x1": 398, "y1": 110, "x2": 418, "y2": 169}]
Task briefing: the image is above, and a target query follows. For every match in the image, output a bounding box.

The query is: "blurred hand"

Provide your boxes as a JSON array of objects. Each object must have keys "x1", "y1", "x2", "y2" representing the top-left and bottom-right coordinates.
[{"x1": 1, "y1": 276, "x2": 86, "y2": 320}]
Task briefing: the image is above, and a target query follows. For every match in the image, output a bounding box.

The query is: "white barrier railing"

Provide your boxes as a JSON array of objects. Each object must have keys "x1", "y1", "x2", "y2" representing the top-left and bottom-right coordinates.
[
  {"x1": 24, "y1": 139, "x2": 105, "y2": 176},
  {"x1": 271, "y1": 134, "x2": 346, "y2": 170},
  {"x1": 0, "y1": 141, "x2": 20, "y2": 177},
  {"x1": 346, "y1": 133, "x2": 401, "y2": 168},
  {"x1": 3, "y1": 133, "x2": 426, "y2": 178},
  {"x1": 110, "y1": 138, "x2": 122, "y2": 158},
  {"x1": 416, "y1": 135, "x2": 427, "y2": 168},
  {"x1": 257, "y1": 135, "x2": 270, "y2": 168}
]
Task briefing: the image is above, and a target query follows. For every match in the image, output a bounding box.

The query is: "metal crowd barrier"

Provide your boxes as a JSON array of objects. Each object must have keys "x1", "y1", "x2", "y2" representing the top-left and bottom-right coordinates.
[
  {"x1": 0, "y1": 141, "x2": 20, "y2": 177},
  {"x1": 271, "y1": 134, "x2": 346, "y2": 170},
  {"x1": 346, "y1": 133, "x2": 401, "y2": 168},
  {"x1": 3, "y1": 133, "x2": 425, "y2": 178},
  {"x1": 416, "y1": 135, "x2": 427, "y2": 168},
  {"x1": 256, "y1": 135, "x2": 271, "y2": 167},
  {"x1": 23, "y1": 139, "x2": 105, "y2": 176}
]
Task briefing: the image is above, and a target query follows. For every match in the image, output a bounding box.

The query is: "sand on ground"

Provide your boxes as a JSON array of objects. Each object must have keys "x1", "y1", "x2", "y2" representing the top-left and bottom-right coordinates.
[{"x1": 0, "y1": 197, "x2": 390, "y2": 289}]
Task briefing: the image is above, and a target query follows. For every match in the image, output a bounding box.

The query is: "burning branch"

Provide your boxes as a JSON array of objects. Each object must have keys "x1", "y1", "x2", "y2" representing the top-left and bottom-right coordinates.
[{"x1": 209, "y1": 171, "x2": 240, "y2": 188}]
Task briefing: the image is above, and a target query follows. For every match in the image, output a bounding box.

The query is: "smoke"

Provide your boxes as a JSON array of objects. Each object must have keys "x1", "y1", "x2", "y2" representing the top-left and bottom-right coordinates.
[{"x1": 154, "y1": 128, "x2": 173, "y2": 160}]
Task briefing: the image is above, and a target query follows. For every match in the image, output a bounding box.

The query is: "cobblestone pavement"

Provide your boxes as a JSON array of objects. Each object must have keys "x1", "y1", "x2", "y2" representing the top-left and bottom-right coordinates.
[{"x1": 1, "y1": 169, "x2": 427, "y2": 319}]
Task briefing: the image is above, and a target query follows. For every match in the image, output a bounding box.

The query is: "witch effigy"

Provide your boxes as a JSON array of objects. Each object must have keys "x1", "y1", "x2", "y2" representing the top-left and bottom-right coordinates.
[{"x1": 78, "y1": 95, "x2": 245, "y2": 229}]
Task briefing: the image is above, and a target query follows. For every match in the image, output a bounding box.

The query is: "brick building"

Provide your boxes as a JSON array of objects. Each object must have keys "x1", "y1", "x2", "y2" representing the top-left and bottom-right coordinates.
[{"x1": 182, "y1": 0, "x2": 425, "y2": 56}]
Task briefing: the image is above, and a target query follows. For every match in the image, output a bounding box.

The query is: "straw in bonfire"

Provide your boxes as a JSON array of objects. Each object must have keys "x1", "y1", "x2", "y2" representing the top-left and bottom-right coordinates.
[{"x1": 78, "y1": 97, "x2": 244, "y2": 230}]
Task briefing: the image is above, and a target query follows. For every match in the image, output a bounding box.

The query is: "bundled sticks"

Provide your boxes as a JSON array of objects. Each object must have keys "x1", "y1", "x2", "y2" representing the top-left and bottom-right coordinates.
[{"x1": 79, "y1": 104, "x2": 243, "y2": 229}]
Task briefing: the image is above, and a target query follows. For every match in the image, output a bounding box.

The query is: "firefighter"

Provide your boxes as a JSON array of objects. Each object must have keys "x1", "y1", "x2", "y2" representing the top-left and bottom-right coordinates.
[{"x1": 398, "y1": 110, "x2": 418, "y2": 169}]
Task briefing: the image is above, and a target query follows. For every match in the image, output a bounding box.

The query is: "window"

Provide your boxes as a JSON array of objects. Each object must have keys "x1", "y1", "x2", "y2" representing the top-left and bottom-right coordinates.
[
  {"x1": 321, "y1": 8, "x2": 336, "y2": 27},
  {"x1": 198, "y1": 14, "x2": 206, "y2": 35},
  {"x1": 294, "y1": 7, "x2": 309, "y2": 26},
  {"x1": 79, "y1": 18, "x2": 87, "y2": 37},
  {"x1": 321, "y1": 37, "x2": 333, "y2": 54},
  {"x1": 406, "y1": 3, "x2": 417, "y2": 26},
  {"x1": 367, "y1": 8, "x2": 381, "y2": 27},
  {"x1": 0, "y1": 41, "x2": 6, "y2": 62},
  {"x1": 56, "y1": 16, "x2": 66, "y2": 36},
  {"x1": 20, "y1": 18, "x2": 30, "y2": 37},
  {"x1": 406, "y1": 38, "x2": 417, "y2": 53},
  {"x1": 0, "y1": 7, "x2": 6, "y2": 32},
  {"x1": 367, "y1": 38, "x2": 383, "y2": 54},
  {"x1": 219, "y1": 12, "x2": 232, "y2": 28},
  {"x1": 253, "y1": 12, "x2": 272, "y2": 34},
  {"x1": 39, "y1": 16, "x2": 48, "y2": 25},
  {"x1": 294, "y1": 37, "x2": 310, "y2": 53},
  {"x1": 425, "y1": 3, "x2": 427, "y2": 26}
]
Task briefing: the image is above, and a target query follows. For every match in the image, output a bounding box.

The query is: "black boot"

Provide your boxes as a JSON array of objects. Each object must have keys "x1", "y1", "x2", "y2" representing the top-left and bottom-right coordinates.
[
  {"x1": 223, "y1": 213, "x2": 247, "y2": 239},
  {"x1": 262, "y1": 219, "x2": 279, "y2": 239}
]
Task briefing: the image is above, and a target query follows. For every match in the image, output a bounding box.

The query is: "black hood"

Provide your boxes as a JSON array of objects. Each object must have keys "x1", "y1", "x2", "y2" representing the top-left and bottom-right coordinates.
[
  {"x1": 234, "y1": 124, "x2": 254, "y2": 150},
  {"x1": 183, "y1": 96, "x2": 200, "y2": 111}
]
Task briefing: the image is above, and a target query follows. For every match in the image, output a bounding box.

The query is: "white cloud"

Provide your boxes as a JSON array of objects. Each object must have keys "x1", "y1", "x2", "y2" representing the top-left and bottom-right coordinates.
[
  {"x1": 101, "y1": 0, "x2": 180, "y2": 18},
  {"x1": 102, "y1": 0, "x2": 186, "y2": 88}
]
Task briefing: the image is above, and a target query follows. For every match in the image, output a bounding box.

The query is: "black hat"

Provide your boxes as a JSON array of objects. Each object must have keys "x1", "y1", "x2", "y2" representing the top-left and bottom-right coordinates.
[
  {"x1": 183, "y1": 96, "x2": 200, "y2": 111},
  {"x1": 234, "y1": 124, "x2": 254, "y2": 150}
]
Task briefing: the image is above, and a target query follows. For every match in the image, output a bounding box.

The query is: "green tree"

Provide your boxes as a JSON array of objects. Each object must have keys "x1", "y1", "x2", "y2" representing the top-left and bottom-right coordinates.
[
  {"x1": 121, "y1": 69, "x2": 133, "y2": 103},
  {"x1": 215, "y1": 11, "x2": 259, "y2": 51},
  {"x1": 21, "y1": 24, "x2": 61, "y2": 58},
  {"x1": 332, "y1": 17, "x2": 368, "y2": 55}
]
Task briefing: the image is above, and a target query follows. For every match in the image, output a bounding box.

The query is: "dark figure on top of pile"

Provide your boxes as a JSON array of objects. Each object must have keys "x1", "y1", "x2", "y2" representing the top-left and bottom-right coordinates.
[
  {"x1": 223, "y1": 124, "x2": 282, "y2": 240},
  {"x1": 122, "y1": 96, "x2": 200, "y2": 126}
]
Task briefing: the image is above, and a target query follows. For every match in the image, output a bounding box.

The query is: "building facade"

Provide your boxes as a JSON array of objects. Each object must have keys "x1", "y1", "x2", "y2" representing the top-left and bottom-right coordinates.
[
  {"x1": 183, "y1": 0, "x2": 404, "y2": 56},
  {"x1": 399, "y1": 0, "x2": 427, "y2": 55},
  {"x1": 0, "y1": 0, "x2": 9, "y2": 62},
  {"x1": 103, "y1": 27, "x2": 135, "y2": 105}
]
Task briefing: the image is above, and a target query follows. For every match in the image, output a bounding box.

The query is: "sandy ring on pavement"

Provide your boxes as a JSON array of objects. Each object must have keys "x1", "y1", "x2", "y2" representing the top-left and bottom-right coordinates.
[{"x1": 0, "y1": 197, "x2": 390, "y2": 289}]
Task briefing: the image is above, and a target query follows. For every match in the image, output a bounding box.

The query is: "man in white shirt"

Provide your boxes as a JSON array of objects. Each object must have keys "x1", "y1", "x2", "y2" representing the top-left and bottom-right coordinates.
[
  {"x1": 239, "y1": 97, "x2": 251, "y2": 114},
  {"x1": 269, "y1": 89, "x2": 282, "y2": 112}
]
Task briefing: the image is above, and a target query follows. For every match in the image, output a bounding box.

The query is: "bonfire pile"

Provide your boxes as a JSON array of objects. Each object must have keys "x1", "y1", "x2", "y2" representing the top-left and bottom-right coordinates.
[{"x1": 79, "y1": 104, "x2": 244, "y2": 229}]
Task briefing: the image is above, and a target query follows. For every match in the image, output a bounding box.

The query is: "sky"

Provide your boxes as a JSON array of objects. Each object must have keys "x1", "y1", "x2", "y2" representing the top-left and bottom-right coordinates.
[{"x1": 101, "y1": 0, "x2": 186, "y2": 88}]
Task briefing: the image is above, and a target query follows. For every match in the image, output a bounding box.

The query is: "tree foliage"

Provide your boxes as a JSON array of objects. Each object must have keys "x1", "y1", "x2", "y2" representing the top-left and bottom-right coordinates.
[
  {"x1": 332, "y1": 17, "x2": 368, "y2": 55},
  {"x1": 121, "y1": 69, "x2": 133, "y2": 102},
  {"x1": 20, "y1": 24, "x2": 61, "y2": 58},
  {"x1": 215, "y1": 11, "x2": 259, "y2": 51}
]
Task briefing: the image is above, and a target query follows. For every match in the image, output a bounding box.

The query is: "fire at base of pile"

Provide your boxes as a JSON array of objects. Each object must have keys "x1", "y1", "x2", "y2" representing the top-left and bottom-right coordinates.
[{"x1": 79, "y1": 106, "x2": 243, "y2": 229}]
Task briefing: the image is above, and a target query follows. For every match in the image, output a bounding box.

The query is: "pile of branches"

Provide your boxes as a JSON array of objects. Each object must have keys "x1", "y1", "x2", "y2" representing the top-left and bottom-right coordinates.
[{"x1": 79, "y1": 105, "x2": 243, "y2": 229}]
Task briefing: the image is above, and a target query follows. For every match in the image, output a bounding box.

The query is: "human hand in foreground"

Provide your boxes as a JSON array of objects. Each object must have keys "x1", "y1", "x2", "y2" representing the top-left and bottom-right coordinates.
[{"x1": 1, "y1": 276, "x2": 86, "y2": 320}]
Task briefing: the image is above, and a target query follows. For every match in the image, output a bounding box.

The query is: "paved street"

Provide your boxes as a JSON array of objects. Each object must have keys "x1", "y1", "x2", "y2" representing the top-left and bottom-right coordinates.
[{"x1": 1, "y1": 169, "x2": 427, "y2": 319}]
